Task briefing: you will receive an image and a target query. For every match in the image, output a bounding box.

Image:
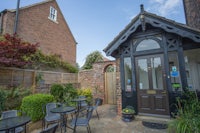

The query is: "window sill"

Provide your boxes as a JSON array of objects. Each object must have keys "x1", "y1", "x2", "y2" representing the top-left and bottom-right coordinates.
[{"x1": 48, "y1": 17, "x2": 58, "y2": 24}]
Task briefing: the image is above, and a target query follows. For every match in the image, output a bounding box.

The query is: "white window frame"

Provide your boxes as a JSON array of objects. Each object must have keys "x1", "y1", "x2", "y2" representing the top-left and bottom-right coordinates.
[{"x1": 48, "y1": 6, "x2": 58, "y2": 23}]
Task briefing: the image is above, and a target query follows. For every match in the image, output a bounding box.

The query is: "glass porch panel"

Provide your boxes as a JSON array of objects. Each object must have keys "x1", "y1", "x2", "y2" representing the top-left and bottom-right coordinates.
[
  {"x1": 151, "y1": 57, "x2": 164, "y2": 90},
  {"x1": 138, "y1": 59, "x2": 149, "y2": 89},
  {"x1": 184, "y1": 49, "x2": 200, "y2": 91},
  {"x1": 169, "y1": 52, "x2": 182, "y2": 91},
  {"x1": 124, "y1": 57, "x2": 132, "y2": 92}
]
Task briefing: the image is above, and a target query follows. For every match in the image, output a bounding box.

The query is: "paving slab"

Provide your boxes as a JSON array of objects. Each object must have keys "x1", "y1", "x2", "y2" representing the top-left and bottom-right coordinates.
[{"x1": 31, "y1": 104, "x2": 168, "y2": 133}]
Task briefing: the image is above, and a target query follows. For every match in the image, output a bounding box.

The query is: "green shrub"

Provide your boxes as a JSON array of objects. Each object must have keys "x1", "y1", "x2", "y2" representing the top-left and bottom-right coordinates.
[
  {"x1": 50, "y1": 83, "x2": 78, "y2": 106},
  {"x1": 63, "y1": 83, "x2": 78, "y2": 105},
  {"x1": 77, "y1": 88, "x2": 93, "y2": 103},
  {"x1": 50, "y1": 84, "x2": 65, "y2": 103},
  {"x1": 168, "y1": 90, "x2": 200, "y2": 133},
  {"x1": 1, "y1": 86, "x2": 31, "y2": 110},
  {"x1": 21, "y1": 93, "x2": 54, "y2": 122},
  {"x1": 0, "y1": 89, "x2": 6, "y2": 113}
]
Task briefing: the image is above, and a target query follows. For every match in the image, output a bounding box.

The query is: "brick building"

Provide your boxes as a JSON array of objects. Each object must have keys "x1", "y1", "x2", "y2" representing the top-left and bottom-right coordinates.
[
  {"x1": 183, "y1": 0, "x2": 200, "y2": 29},
  {"x1": 0, "y1": 0, "x2": 77, "y2": 66}
]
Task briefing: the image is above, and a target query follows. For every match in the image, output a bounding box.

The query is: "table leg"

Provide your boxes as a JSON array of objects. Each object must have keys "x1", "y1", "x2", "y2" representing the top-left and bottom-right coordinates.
[
  {"x1": 74, "y1": 102, "x2": 81, "y2": 133},
  {"x1": 60, "y1": 114, "x2": 67, "y2": 133},
  {"x1": 25, "y1": 124, "x2": 27, "y2": 133}
]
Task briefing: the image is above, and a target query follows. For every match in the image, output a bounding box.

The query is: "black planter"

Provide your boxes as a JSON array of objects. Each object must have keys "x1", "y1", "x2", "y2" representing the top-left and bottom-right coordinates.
[{"x1": 122, "y1": 113, "x2": 134, "y2": 122}]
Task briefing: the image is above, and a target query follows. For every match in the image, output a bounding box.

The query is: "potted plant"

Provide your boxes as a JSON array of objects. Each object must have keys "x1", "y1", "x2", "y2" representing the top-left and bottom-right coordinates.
[{"x1": 122, "y1": 106, "x2": 135, "y2": 122}]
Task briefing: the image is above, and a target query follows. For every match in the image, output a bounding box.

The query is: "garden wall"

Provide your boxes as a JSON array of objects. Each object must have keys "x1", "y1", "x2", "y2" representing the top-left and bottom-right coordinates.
[
  {"x1": 79, "y1": 61, "x2": 116, "y2": 104},
  {"x1": 0, "y1": 67, "x2": 79, "y2": 93}
]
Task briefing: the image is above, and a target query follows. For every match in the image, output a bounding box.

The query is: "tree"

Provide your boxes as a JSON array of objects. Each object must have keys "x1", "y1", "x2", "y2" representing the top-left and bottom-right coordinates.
[
  {"x1": 0, "y1": 33, "x2": 38, "y2": 67},
  {"x1": 82, "y1": 51, "x2": 103, "y2": 70}
]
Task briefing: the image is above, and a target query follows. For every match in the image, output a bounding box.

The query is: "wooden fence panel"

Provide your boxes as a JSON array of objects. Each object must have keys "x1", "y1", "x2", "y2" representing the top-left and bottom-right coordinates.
[
  {"x1": 62, "y1": 73, "x2": 78, "y2": 83},
  {"x1": 0, "y1": 67, "x2": 78, "y2": 90},
  {"x1": 0, "y1": 69, "x2": 12, "y2": 86},
  {"x1": 23, "y1": 71, "x2": 34, "y2": 87}
]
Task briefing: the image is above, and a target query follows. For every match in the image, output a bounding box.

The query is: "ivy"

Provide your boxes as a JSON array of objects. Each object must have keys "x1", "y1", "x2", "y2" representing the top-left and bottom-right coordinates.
[{"x1": 26, "y1": 50, "x2": 78, "y2": 73}]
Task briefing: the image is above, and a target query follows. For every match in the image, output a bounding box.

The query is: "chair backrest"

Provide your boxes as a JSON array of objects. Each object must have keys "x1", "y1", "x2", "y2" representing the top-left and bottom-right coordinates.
[
  {"x1": 95, "y1": 98, "x2": 101, "y2": 106},
  {"x1": 39, "y1": 123, "x2": 58, "y2": 133},
  {"x1": 1, "y1": 110, "x2": 18, "y2": 119},
  {"x1": 78, "y1": 95, "x2": 88, "y2": 107},
  {"x1": 86, "y1": 107, "x2": 94, "y2": 121},
  {"x1": 46, "y1": 103, "x2": 58, "y2": 117}
]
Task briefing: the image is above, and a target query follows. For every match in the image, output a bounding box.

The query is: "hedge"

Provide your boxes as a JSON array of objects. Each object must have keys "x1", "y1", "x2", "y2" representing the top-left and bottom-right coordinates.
[{"x1": 21, "y1": 93, "x2": 54, "y2": 122}]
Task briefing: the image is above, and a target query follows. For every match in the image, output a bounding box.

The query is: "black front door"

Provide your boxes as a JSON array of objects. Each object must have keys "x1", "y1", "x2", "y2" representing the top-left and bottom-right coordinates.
[{"x1": 135, "y1": 54, "x2": 169, "y2": 116}]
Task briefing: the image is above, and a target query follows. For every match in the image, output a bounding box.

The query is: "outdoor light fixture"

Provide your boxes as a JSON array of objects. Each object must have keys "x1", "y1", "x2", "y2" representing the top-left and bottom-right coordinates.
[{"x1": 140, "y1": 14, "x2": 145, "y2": 21}]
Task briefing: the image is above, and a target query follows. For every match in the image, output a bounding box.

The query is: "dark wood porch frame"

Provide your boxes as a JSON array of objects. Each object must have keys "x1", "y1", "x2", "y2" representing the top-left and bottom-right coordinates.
[{"x1": 104, "y1": 5, "x2": 200, "y2": 117}]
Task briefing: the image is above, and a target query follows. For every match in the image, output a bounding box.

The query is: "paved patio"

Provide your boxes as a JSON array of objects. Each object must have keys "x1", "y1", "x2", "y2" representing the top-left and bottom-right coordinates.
[{"x1": 31, "y1": 104, "x2": 169, "y2": 133}]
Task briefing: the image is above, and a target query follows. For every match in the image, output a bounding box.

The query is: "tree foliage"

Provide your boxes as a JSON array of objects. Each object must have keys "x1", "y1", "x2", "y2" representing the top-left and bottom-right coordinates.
[
  {"x1": 82, "y1": 51, "x2": 103, "y2": 69},
  {"x1": 0, "y1": 34, "x2": 78, "y2": 72},
  {"x1": 0, "y1": 33, "x2": 38, "y2": 67}
]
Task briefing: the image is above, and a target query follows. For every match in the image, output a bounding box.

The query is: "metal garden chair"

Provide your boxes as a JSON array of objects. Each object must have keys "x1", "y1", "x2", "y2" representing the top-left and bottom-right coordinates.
[
  {"x1": 78, "y1": 95, "x2": 88, "y2": 108},
  {"x1": 70, "y1": 106, "x2": 94, "y2": 133},
  {"x1": 91, "y1": 98, "x2": 101, "y2": 120},
  {"x1": 42, "y1": 103, "x2": 61, "y2": 129}
]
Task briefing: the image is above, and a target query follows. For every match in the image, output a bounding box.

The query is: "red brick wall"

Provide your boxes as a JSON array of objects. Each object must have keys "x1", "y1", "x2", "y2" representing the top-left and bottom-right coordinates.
[
  {"x1": 115, "y1": 58, "x2": 122, "y2": 115},
  {"x1": 183, "y1": 0, "x2": 200, "y2": 30},
  {"x1": 2, "y1": 0, "x2": 76, "y2": 66},
  {"x1": 78, "y1": 61, "x2": 116, "y2": 104}
]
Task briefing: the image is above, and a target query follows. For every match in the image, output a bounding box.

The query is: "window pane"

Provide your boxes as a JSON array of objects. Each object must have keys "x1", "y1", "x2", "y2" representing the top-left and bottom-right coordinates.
[
  {"x1": 169, "y1": 52, "x2": 182, "y2": 91},
  {"x1": 136, "y1": 39, "x2": 160, "y2": 51},
  {"x1": 151, "y1": 57, "x2": 163, "y2": 90},
  {"x1": 138, "y1": 59, "x2": 149, "y2": 89},
  {"x1": 184, "y1": 49, "x2": 200, "y2": 91},
  {"x1": 124, "y1": 57, "x2": 132, "y2": 92},
  {"x1": 49, "y1": 6, "x2": 57, "y2": 21}
]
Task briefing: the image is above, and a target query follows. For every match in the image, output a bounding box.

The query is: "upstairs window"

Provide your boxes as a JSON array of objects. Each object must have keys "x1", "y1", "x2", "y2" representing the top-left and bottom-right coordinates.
[{"x1": 49, "y1": 6, "x2": 57, "y2": 22}]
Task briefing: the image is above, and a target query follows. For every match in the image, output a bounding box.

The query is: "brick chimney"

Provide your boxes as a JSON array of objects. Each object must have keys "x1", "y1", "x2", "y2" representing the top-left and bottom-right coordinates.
[{"x1": 183, "y1": 0, "x2": 200, "y2": 29}]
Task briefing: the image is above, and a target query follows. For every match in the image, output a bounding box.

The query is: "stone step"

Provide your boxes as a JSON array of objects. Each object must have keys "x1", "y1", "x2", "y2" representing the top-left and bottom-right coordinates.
[{"x1": 135, "y1": 115, "x2": 172, "y2": 124}]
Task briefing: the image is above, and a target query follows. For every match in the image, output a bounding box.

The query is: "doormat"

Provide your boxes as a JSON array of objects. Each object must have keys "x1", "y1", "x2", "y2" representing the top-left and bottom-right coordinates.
[{"x1": 142, "y1": 121, "x2": 168, "y2": 129}]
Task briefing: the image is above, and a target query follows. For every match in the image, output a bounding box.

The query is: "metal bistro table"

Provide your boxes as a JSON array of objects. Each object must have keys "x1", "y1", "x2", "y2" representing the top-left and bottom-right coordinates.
[
  {"x1": 0, "y1": 116, "x2": 31, "y2": 133},
  {"x1": 72, "y1": 97, "x2": 87, "y2": 111},
  {"x1": 71, "y1": 97, "x2": 88, "y2": 133},
  {"x1": 50, "y1": 106, "x2": 76, "y2": 133}
]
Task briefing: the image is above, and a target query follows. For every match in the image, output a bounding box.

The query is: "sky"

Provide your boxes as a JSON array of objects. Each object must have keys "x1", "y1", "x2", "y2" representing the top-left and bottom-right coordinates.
[{"x1": 0, "y1": 0, "x2": 185, "y2": 67}]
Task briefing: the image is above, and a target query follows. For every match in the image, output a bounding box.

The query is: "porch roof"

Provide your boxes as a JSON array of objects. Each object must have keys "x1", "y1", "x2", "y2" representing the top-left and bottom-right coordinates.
[{"x1": 103, "y1": 5, "x2": 200, "y2": 56}]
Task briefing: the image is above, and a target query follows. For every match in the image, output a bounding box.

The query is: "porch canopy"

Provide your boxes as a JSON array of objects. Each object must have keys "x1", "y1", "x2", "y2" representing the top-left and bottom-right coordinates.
[{"x1": 104, "y1": 5, "x2": 200, "y2": 57}]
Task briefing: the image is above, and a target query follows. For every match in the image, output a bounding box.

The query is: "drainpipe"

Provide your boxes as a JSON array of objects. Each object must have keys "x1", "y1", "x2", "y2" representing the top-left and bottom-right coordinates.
[
  {"x1": 182, "y1": 0, "x2": 188, "y2": 25},
  {"x1": 14, "y1": 0, "x2": 20, "y2": 34},
  {"x1": 0, "y1": 12, "x2": 3, "y2": 34}
]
